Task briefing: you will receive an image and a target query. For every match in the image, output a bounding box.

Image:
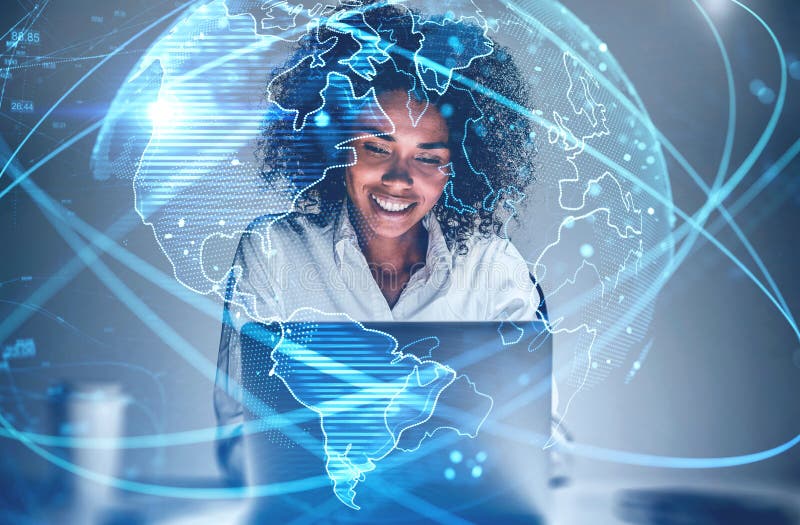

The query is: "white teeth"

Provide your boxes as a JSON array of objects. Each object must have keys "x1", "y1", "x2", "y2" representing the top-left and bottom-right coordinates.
[{"x1": 371, "y1": 194, "x2": 413, "y2": 212}]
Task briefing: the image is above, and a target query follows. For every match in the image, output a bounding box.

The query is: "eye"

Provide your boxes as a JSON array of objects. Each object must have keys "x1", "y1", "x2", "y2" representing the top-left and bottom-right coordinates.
[
  {"x1": 363, "y1": 142, "x2": 390, "y2": 156},
  {"x1": 415, "y1": 155, "x2": 442, "y2": 165}
]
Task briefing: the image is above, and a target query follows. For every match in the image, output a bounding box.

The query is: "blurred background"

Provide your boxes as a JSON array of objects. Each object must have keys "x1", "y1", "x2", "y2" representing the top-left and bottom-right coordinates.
[{"x1": 0, "y1": 0, "x2": 799, "y2": 523}]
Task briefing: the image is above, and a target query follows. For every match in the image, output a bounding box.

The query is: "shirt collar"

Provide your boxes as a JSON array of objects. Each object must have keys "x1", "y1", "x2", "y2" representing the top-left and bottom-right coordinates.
[
  {"x1": 333, "y1": 200, "x2": 453, "y2": 273},
  {"x1": 333, "y1": 200, "x2": 358, "y2": 249},
  {"x1": 421, "y1": 209, "x2": 454, "y2": 274}
]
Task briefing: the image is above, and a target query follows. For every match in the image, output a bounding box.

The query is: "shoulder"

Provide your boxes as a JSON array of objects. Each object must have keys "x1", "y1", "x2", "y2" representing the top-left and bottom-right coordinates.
[
  {"x1": 459, "y1": 234, "x2": 533, "y2": 293},
  {"x1": 238, "y1": 208, "x2": 338, "y2": 262},
  {"x1": 243, "y1": 211, "x2": 310, "y2": 236},
  {"x1": 449, "y1": 234, "x2": 537, "y2": 321},
  {"x1": 242, "y1": 209, "x2": 331, "y2": 241},
  {"x1": 460, "y1": 234, "x2": 529, "y2": 272},
  {"x1": 471, "y1": 236, "x2": 548, "y2": 320}
]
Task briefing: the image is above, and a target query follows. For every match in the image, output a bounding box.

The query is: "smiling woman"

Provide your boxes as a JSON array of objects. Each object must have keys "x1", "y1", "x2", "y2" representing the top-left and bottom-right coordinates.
[
  {"x1": 243, "y1": 1, "x2": 542, "y2": 318},
  {"x1": 213, "y1": 0, "x2": 545, "y2": 484},
  {"x1": 345, "y1": 90, "x2": 453, "y2": 306}
]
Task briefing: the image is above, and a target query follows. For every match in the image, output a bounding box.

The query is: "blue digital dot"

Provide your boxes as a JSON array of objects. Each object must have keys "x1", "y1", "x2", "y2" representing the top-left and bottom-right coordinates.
[
  {"x1": 450, "y1": 450, "x2": 463, "y2": 464},
  {"x1": 623, "y1": 153, "x2": 632, "y2": 162},
  {"x1": 757, "y1": 87, "x2": 775, "y2": 105},
  {"x1": 598, "y1": 62, "x2": 607, "y2": 72},
  {"x1": 646, "y1": 156, "x2": 655, "y2": 165},
  {"x1": 637, "y1": 142, "x2": 646, "y2": 151},
  {"x1": 790, "y1": 61, "x2": 800, "y2": 80},
  {"x1": 471, "y1": 466, "x2": 483, "y2": 478},
  {"x1": 580, "y1": 244, "x2": 594, "y2": 258},
  {"x1": 749, "y1": 78, "x2": 765, "y2": 95},
  {"x1": 475, "y1": 451, "x2": 488, "y2": 463},
  {"x1": 444, "y1": 467, "x2": 456, "y2": 480},
  {"x1": 439, "y1": 103, "x2": 454, "y2": 119},
  {"x1": 314, "y1": 111, "x2": 330, "y2": 127},
  {"x1": 447, "y1": 35, "x2": 463, "y2": 53}
]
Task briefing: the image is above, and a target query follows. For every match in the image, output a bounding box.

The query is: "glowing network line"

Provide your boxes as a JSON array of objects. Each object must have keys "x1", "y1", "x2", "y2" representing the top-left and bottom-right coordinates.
[
  {"x1": 0, "y1": 1, "x2": 197, "y2": 196},
  {"x1": 522, "y1": 0, "x2": 794, "y2": 436},
  {"x1": 5, "y1": 152, "x2": 505, "y2": 515},
  {"x1": 0, "y1": 8, "x2": 536, "y2": 506},
  {"x1": 403, "y1": 0, "x2": 799, "y2": 435},
  {"x1": 0, "y1": 0, "x2": 50, "y2": 105},
  {"x1": 507, "y1": 0, "x2": 792, "y2": 320},
  {"x1": 1, "y1": 0, "x2": 799, "y2": 506},
  {"x1": 92, "y1": 10, "x2": 800, "y2": 382},
  {"x1": 15, "y1": 0, "x2": 796, "y2": 414},
  {"x1": 273, "y1": 1, "x2": 800, "y2": 474}
]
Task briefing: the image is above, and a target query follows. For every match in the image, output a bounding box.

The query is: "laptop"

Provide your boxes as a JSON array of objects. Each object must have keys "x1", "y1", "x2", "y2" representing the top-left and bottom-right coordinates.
[{"x1": 237, "y1": 320, "x2": 552, "y2": 523}]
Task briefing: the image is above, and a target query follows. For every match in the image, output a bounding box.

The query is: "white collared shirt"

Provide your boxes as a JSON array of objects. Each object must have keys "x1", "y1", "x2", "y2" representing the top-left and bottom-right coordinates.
[
  {"x1": 213, "y1": 201, "x2": 538, "y2": 478},
  {"x1": 223, "y1": 201, "x2": 536, "y2": 323}
]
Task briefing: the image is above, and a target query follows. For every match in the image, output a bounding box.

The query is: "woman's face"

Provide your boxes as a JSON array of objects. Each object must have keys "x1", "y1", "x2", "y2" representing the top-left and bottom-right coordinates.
[{"x1": 345, "y1": 90, "x2": 451, "y2": 240}]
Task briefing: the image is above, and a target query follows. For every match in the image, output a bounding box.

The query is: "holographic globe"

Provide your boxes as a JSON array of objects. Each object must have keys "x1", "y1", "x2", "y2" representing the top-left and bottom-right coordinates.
[{"x1": 92, "y1": 0, "x2": 674, "y2": 489}]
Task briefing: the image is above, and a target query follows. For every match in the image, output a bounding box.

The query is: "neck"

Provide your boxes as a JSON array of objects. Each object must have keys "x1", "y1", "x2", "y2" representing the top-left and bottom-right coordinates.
[{"x1": 347, "y1": 201, "x2": 428, "y2": 273}]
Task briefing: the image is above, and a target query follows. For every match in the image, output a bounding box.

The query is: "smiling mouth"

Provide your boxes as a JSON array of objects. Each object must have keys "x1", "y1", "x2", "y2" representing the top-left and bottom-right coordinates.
[{"x1": 370, "y1": 193, "x2": 416, "y2": 213}]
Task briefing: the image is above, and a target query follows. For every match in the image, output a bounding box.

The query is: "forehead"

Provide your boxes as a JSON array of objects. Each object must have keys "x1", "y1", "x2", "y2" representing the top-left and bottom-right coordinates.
[{"x1": 359, "y1": 90, "x2": 449, "y2": 139}]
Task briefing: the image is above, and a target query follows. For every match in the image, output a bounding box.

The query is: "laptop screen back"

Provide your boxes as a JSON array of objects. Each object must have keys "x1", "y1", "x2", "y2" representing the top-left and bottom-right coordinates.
[{"x1": 238, "y1": 320, "x2": 552, "y2": 522}]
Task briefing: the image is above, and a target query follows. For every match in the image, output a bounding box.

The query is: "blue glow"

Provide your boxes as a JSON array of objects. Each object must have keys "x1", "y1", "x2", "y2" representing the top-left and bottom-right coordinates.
[
  {"x1": 314, "y1": 110, "x2": 331, "y2": 127},
  {"x1": 757, "y1": 86, "x2": 776, "y2": 104},
  {"x1": 0, "y1": 0, "x2": 799, "y2": 519},
  {"x1": 790, "y1": 61, "x2": 800, "y2": 80},
  {"x1": 749, "y1": 78, "x2": 767, "y2": 95},
  {"x1": 439, "y1": 103, "x2": 454, "y2": 118}
]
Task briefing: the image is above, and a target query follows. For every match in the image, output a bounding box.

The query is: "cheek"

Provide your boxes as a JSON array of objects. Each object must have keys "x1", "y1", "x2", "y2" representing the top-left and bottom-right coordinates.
[
  {"x1": 344, "y1": 168, "x2": 358, "y2": 201},
  {"x1": 420, "y1": 177, "x2": 448, "y2": 206},
  {"x1": 345, "y1": 165, "x2": 364, "y2": 191},
  {"x1": 346, "y1": 159, "x2": 381, "y2": 187}
]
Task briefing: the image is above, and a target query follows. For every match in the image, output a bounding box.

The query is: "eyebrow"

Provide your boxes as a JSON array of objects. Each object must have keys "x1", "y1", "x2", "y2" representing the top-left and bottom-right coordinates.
[{"x1": 360, "y1": 127, "x2": 450, "y2": 150}]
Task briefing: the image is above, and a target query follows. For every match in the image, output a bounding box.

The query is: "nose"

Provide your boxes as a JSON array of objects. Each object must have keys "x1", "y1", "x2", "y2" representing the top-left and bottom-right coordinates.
[{"x1": 381, "y1": 158, "x2": 413, "y2": 188}]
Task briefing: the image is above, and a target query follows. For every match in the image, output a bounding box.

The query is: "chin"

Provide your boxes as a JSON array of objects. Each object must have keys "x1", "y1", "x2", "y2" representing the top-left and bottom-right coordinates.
[
  {"x1": 363, "y1": 214, "x2": 415, "y2": 237},
  {"x1": 372, "y1": 225, "x2": 415, "y2": 239}
]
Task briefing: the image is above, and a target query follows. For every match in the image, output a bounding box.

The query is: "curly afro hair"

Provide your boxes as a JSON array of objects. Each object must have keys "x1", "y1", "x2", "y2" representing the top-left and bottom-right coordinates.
[{"x1": 258, "y1": 0, "x2": 537, "y2": 255}]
